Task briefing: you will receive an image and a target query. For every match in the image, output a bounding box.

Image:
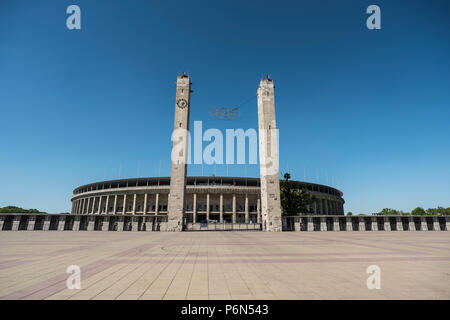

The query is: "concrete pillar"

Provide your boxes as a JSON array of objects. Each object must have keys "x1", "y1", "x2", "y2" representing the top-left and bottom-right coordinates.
[
  {"x1": 219, "y1": 193, "x2": 223, "y2": 223},
  {"x1": 420, "y1": 217, "x2": 427, "y2": 231},
  {"x1": 396, "y1": 217, "x2": 402, "y2": 231},
  {"x1": 86, "y1": 197, "x2": 91, "y2": 214},
  {"x1": 117, "y1": 219, "x2": 124, "y2": 232},
  {"x1": 122, "y1": 194, "x2": 127, "y2": 215},
  {"x1": 409, "y1": 217, "x2": 416, "y2": 231},
  {"x1": 102, "y1": 217, "x2": 109, "y2": 231},
  {"x1": 333, "y1": 217, "x2": 340, "y2": 231},
  {"x1": 58, "y1": 216, "x2": 65, "y2": 231},
  {"x1": 155, "y1": 193, "x2": 159, "y2": 215},
  {"x1": 445, "y1": 217, "x2": 450, "y2": 231},
  {"x1": 145, "y1": 217, "x2": 153, "y2": 232},
  {"x1": 0, "y1": 217, "x2": 4, "y2": 230},
  {"x1": 27, "y1": 216, "x2": 36, "y2": 231},
  {"x1": 320, "y1": 217, "x2": 326, "y2": 231},
  {"x1": 294, "y1": 218, "x2": 301, "y2": 232},
  {"x1": 346, "y1": 217, "x2": 353, "y2": 231},
  {"x1": 359, "y1": 218, "x2": 365, "y2": 231},
  {"x1": 87, "y1": 217, "x2": 94, "y2": 231},
  {"x1": 206, "y1": 193, "x2": 210, "y2": 221},
  {"x1": 113, "y1": 195, "x2": 118, "y2": 214},
  {"x1": 97, "y1": 196, "x2": 102, "y2": 215},
  {"x1": 91, "y1": 197, "x2": 96, "y2": 214},
  {"x1": 132, "y1": 194, "x2": 137, "y2": 215},
  {"x1": 433, "y1": 217, "x2": 440, "y2": 231},
  {"x1": 73, "y1": 217, "x2": 80, "y2": 231},
  {"x1": 43, "y1": 217, "x2": 50, "y2": 231},
  {"x1": 193, "y1": 193, "x2": 197, "y2": 223},
  {"x1": 11, "y1": 216, "x2": 20, "y2": 231},
  {"x1": 105, "y1": 195, "x2": 109, "y2": 214},
  {"x1": 131, "y1": 217, "x2": 138, "y2": 231},
  {"x1": 371, "y1": 217, "x2": 378, "y2": 231},
  {"x1": 307, "y1": 217, "x2": 313, "y2": 232},
  {"x1": 232, "y1": 193, "x2": 236, "y2": 223},
  {"x1": 384, "y1": 217, "x2": 391, "y2": 231},
  {"x1": 245, "y1": 194, "x2": 249, "y2": 223},
  {"x1": 257, "y1": 197, "x2": 261, "y2": 224},
  {"x1": 324, "y1": 200, "x2": 329, "y2": 215},
  {"x1": 313, "y1": 202, "x2": 317, "y2": 214},
  {"x1": 143, "y1": 194, "x2": 148, "y2": 215}
]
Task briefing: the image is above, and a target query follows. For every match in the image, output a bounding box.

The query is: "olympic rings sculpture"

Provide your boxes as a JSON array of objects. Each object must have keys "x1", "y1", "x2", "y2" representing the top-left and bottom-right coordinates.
[{"x1": 208, "y1": 107, "x2": 240, "y2": 120}]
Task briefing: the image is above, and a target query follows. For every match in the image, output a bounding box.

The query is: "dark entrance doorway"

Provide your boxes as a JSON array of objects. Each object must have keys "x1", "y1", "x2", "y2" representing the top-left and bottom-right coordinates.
[
  {"x1": 49, "y1": 216, "x2": 59, "y2": 230},
  {"x1": 339, "y1": 217, "x2": 346, "y2": 231},
  {"x1": 326, "y1": 217, "x2": 333, "y2": 231},
  {"x1": 284, "y1": 217, "x2": 295, "y2": 231},
  {"x1": 438, "y1": 217, "x2": 446, "y2": 231},
  {"x1": 301, "y1": 218, "x2": 308, "y2": 231},
  {"x1": 426, "y1": 217, "x2": 434, "y2": 231},
  {"x1": 313, "y1": 217, "x2": 320, "y2": 231},
  {"x1": 64, "y1": 216, "x2": 75, "y2": 230},
  {"x1": 123, "y1": 216, "x2": 132, "y2": 231},
  {"x1": 352, "y1": 218, "x2": 359, "y2": 231},
  {"x1": 413, "y1": 217, "x2": 421, "y2": 231},
  {"x1": 94, "y1": 217, "x2": 103, "y2": 231},
  {"x1": 402, "y1": 217, "x2": 409, "y2": 230},
  {"x1": 2, "y1": 216, "x2": 14, "y2": 230},
  {"x1": 389, "y1": 217, "x2": 397, "y2": 231},
  {"x1": 137, "y1": 216, "x2": 144, "y2": 231},
  {"x1": 377, "y1": 217, "x2": 385, "y2": 231},
  {"x1": 34, "y1": 216, "x2": 45, "y2": 230},
  {"x1": 79, "y1": 216, "x2": 88, "y2": 231},
  {"x1": 364, "y1": 217, "x2": 372, "y2": 231},
  {"x1": 109, "y1": 216, "x2": 118, "y2": 231},
  {"x1": 18, "y1": 215, "x2": 29, "y2": 230}
]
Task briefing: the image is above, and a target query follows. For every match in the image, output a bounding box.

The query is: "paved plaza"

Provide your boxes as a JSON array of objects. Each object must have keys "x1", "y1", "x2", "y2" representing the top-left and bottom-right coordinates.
[{"x1": 0, "y1": 231, "x2": 449, "y2": 300}]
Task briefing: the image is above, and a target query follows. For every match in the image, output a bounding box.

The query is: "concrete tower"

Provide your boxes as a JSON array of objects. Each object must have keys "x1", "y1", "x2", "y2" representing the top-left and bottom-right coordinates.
[
  {"x1": 257, "y1": 76, "x2": 282, "y2": 232},
  {"x1": 167, "y1": 72, "x2": 191, "y2": 231}
]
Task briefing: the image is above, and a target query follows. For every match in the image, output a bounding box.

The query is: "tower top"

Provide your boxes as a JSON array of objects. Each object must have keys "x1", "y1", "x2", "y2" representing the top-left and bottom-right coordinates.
[{"x1": 178, "y1": 71, "x2": 189, "y2": 79}]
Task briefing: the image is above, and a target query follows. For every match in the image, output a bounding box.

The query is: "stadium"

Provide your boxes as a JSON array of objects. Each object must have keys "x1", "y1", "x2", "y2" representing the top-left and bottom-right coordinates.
[{"x1": 70, "y1": 176, "x2": 345, "y2": 231}]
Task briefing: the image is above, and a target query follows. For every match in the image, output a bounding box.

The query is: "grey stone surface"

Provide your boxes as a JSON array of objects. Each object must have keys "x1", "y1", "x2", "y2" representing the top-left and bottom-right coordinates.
[
  {"x1": 167, "y1": 73, "x2": 191, "y2": 232},
  {"x1": 257, "y1": 77, "x2": 282, "y2": 232}
]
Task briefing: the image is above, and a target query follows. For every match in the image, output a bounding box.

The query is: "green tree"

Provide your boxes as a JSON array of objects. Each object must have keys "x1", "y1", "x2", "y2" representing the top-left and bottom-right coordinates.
[
  {"x1": 0, "y1": 206, "x2": 45, "y2": 214},
  {"x1": 425, "y1": 207, "x2": 450, "y2": 215},
  {"x1": 379, "y1": 208, "x2": 399, "y2": 215},
  {"x1": 280, "y1": 173, "x2": 316, "y2": 216},
  {"x1": 411, "y1": 207, "x2": 426, "y2": 216},
  {"x1": 346, "y1": 212, "x2": 353, "y2": 216}
]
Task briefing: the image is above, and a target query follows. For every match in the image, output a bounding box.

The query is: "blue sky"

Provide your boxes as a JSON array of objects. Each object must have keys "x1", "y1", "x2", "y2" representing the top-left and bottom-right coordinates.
[{"x1": 1, "y1": 0, "x2": 449, "y2": 213}]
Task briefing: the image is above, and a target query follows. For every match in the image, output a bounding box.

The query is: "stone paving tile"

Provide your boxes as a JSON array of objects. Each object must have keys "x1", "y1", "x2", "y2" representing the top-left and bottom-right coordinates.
[{"x1": 0, "y1": 231, "x2": 449, "y2": 299}]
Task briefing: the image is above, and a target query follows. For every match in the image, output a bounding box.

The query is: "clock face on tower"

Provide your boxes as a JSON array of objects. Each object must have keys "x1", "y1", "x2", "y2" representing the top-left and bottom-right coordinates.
[{"x1": 177, "y1": 98, "x2": 188, "y2": 109}]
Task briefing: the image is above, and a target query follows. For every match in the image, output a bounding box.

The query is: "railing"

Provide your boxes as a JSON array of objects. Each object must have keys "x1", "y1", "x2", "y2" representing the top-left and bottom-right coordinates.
[{"x1": 185, "y1": 222, "x2": 261, "y2": 231}]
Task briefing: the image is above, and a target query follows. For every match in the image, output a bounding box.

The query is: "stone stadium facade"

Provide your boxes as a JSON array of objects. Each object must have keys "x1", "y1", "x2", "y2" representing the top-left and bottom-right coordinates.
[{"x1": 68, "y1": 176, "x2": 344, "y2": 231}]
